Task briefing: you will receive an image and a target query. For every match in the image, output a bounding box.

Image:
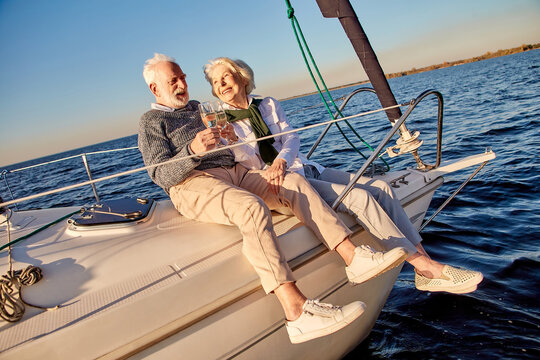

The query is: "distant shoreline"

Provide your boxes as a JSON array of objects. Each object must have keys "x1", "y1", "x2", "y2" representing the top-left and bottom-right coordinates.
[{"x1": 280, "y1": 43, "x2": 540, "y2": 101}]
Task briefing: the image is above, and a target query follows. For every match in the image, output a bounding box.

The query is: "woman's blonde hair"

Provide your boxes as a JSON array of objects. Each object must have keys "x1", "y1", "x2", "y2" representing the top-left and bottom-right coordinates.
[{"x1": 204, "y1": 57, "x2": 255, "y2": 96}]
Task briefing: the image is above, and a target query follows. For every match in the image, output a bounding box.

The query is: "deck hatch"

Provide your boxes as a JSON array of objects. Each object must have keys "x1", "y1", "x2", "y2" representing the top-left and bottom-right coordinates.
[{"x1": 68, "y1": 198, "x2": 155, "y2": 228}]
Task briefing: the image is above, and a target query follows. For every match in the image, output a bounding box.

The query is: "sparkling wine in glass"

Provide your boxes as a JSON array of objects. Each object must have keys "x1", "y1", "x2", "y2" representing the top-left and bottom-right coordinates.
[
  {"x1": 215, "y1": 103, "x2": 227, "y2": 128},
  {"x1": 198, "y1": 102, "x2": 217, "y2": 128},
  {"x1": 215, "y1": 102, "x2": 236, "y2": 144}
]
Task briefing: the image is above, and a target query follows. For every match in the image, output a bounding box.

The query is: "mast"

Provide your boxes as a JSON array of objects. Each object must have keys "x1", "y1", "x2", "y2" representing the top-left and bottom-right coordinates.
[
  {"x1": 315, "y1": 0, "x2": 401, "y2": 123},
  {"x1": 316, "y1": 0, "x2": 430, "y2": 169}
]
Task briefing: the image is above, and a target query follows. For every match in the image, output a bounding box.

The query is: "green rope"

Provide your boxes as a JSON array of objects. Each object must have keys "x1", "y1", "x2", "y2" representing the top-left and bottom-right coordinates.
[
  {"x1": 285, "y1": 1, "x2": 390, "y2": 170},
  {"x1": 0, "y1": 209, "x2": 81, "y2": 253}
]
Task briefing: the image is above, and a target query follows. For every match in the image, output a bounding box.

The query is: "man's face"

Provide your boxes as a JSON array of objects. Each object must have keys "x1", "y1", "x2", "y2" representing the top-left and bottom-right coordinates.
[{"x1": 153, "y1": 61, "x2": 189, "y2": 108}]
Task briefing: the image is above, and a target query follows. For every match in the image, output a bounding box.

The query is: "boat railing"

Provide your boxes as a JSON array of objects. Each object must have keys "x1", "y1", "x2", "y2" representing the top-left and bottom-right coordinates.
[
  {"x1": 0, "y1": 86, "x2": 450, "y2": 212},
  {"x1": 306, "y1": 87, "x2": 377, "y2": 159},
  {"x1": 1, "y1": 147, "x2": 139, "y2": 209},
  {"x1": 308, "y1": 87, "x2": 444, "y2": 172},
  {"x1": 0, "y1": 103, "x2": 405, "y2": 210},
  {"x1": 330, "y1": 102, "x2": 412, "y2": 209},
  {"x1": 1, "y1": 93, "x2": 491, "y2": 232},
  {"x1": 397, "y1": 89, "x2": 444, "y2": 170},
  {"x1": 0, "y1": 87, "x2": 463, "y2": 216},
  {"x1": 329, "y1": 88, "x2": 493, "y2": 232},
  {"x1": 329, "y1": 88, "x2": 445, "y2": 210}
]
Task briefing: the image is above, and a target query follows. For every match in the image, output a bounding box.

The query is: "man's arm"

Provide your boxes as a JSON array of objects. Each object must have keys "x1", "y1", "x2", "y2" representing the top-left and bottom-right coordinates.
[{"x1": 138, "y1": 115, "x2": 202, "y2": 192}]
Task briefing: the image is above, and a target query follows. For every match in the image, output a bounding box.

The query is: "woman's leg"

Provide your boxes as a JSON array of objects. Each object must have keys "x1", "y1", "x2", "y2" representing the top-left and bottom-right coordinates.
[
  {"x1": 319, "y1": 168, "x2": 423, "y2": 245},
  {"x1": 309, "y1": 175, "x2": 443, "y2": 278},
  {"x1": 308, "y1": 177, "x2": 418, "y2": 255},
  {"x1": 311, "y1": 168, "x2": 482, "y2": 292},
  {"x1": 240, "y1": 168, "x2": 407, "y2": 283}
]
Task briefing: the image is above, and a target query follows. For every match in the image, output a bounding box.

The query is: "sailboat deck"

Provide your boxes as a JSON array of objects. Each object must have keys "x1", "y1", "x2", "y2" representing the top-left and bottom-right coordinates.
[
  {"x1": 0, "y1": 200, "x2": 359, "y2": 358},
  {"x1": 0, "y1": 165, "x2": 462, "y2": 359}
]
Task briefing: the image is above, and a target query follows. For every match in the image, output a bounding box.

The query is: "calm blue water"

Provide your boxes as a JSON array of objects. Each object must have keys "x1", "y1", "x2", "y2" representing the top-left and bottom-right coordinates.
[{"x1": 2, "y1": 50, "x2": 539, "y2": 359}]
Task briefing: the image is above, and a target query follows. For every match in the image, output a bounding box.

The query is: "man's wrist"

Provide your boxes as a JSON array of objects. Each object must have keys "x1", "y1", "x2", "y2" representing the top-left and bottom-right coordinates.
[
  {"x1": 188, "y1": 142, "x2": 201, "y2": 158},
  {"x1": 188, "y1": 142, "x2": 195, "y2": 155}
]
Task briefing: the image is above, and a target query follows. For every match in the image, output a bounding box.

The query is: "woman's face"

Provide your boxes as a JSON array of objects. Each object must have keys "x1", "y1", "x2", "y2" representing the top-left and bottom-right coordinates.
[{"x1": 211, "y1": 64, "x2": 248, "y2": 108}]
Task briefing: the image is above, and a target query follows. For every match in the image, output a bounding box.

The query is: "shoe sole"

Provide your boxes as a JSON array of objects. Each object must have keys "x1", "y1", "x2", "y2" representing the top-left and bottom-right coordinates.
[
  {"x1": 348, "y1": 248, "x2": 408, "y2": 285},
  {"x1": 416, "y1": 274, "x2": 483, "y2": 294},
  {"x1": 288, "y1": 303, "x2": 366, "y2": 344}
]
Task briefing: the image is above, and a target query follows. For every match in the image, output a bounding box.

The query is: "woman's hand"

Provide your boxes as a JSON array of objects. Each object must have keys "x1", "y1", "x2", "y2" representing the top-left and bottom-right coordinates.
[
  {"x1": 220, "y1": 123, "x2": 238, "y2": 144},
  {"x1": 263, "y1": 158, "x2": 287, "y2": 195}
]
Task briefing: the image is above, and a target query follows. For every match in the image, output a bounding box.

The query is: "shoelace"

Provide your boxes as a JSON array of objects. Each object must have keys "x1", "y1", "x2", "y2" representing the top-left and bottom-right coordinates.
[
  {"x1": 357, "y1": 245, "x2": 385, "y2": 263},
  {"x1": 304, "y1": 299, "x2": 341, "y2": 316},
  {"x1": 358, "y1": 245, "x2": 375, "y2": 254}
]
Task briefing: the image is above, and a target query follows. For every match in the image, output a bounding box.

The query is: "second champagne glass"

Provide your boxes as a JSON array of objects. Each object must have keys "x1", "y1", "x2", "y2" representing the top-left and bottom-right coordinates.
[
  {"x1": 215, "y1": 102, "x2": 227, "y2": 128},
  {"x1": 215, "y1": 102, "x2": 236, "y2": 145}
]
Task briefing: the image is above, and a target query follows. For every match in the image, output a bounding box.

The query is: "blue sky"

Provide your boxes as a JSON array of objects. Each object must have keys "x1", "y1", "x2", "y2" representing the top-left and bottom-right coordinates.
[{"x1": 0, "y1": 0, "x2": 539, "y2": 167}]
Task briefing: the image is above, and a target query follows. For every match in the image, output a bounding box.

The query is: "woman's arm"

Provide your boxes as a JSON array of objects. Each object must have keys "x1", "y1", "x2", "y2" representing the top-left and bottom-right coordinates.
[{"x1": 261, "y1": 97, "x2": 300, "y2": 169}]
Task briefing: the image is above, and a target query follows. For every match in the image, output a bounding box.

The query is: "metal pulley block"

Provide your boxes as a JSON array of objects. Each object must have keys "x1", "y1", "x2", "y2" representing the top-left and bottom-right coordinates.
[{"x1": 386, "y1": 130, "x2": 423, "y2": 158}]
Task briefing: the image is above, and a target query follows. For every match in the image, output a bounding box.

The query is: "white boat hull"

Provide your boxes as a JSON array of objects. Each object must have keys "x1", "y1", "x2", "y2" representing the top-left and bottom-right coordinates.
[{"x1": 0, "y1": 165, "x2": 457, "y2": 359}]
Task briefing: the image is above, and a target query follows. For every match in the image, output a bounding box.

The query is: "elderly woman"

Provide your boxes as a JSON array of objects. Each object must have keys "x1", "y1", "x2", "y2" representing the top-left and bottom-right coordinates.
[{"x1": 204, "y1": 57, "x2": 484, "y2": 294}]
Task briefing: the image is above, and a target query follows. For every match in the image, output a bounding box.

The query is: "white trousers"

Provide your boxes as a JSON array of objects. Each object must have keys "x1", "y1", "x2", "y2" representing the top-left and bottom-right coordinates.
[{"x1": 307, "y1": 167, "x2": 423, "y2": 255}]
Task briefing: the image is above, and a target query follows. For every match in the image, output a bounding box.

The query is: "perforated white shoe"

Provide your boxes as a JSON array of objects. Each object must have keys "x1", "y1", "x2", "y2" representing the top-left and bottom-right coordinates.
[
  {"x1": 346, "y1": 245, "x2": 408, "y2": 285},
  {"x1": 286, "y1": 299, "x2": 366, "y2": 344},
  {"x1": 415, "y1": 265, "x2": 483, "y2": 294}
]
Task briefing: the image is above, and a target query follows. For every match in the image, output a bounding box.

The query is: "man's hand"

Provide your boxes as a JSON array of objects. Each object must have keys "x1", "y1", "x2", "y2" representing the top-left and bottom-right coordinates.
[
  {"x1": 263, "y1": 158, "x2": 287, "y2": 195},
  {"x1": 190, "y1": 128, "x2": 221, "y2": 154}
]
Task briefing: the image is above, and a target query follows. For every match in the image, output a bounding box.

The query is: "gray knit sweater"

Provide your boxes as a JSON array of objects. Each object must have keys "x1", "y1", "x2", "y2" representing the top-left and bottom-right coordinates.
[{"x1": 138, "y1": 100, "x2": 236, "y2": 193}]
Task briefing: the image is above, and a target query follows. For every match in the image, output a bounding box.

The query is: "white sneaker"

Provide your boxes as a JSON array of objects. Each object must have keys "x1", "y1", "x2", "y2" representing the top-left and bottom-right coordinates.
[
  {"x1": 286, "y1": 299, "x2": 365, "y2": 344},
  {"x1": 346, "y1": 245, "x2": 408, "y2": 285}
]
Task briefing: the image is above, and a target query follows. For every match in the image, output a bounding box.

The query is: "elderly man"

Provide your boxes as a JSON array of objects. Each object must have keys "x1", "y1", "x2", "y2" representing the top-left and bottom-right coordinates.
[{"x1": 137, "y1": 53, "x2": 406, "y2": 344}]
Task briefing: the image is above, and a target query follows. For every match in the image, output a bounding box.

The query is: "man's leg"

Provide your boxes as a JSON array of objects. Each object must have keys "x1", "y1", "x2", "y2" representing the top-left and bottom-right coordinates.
[
  {"x1": 171, "y1": 167, "x2": 366, "y2": 343},
  {"x1": 238, "y1": 169, "x2": 351, "y2": 251},
  {"x1": 169, "y1": 170, "x2": 294, "y2": 294}
]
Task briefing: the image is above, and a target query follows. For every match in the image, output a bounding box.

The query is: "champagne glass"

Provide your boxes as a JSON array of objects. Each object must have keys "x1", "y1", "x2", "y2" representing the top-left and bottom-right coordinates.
[
  {"x1": 215, "y1": 102, "x2": 228, "y2": 128},
  {"x1": 198, "y1": 102, "x2": 217, "y2": 128},
  {"x1": 215, "y1": 102, "x2": 236, "y2": 145},
  {"x1": 199, "y1": 101, "x2": 226, "y2": 148}
]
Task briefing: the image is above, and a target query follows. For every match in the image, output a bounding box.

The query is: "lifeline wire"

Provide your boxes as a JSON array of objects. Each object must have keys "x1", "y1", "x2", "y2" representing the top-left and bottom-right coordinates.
[
  {"x1": 7, "y1": 146, "x2": 140, "y2": 174},
  {"x1": 0, "y1": 103, "x2": 405, "y2": 209}
]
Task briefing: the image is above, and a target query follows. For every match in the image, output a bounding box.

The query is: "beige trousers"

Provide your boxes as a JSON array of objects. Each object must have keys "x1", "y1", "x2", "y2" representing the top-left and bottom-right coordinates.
[{"x1": 169, "y1": 164, "x2": 351, "y2": 294}]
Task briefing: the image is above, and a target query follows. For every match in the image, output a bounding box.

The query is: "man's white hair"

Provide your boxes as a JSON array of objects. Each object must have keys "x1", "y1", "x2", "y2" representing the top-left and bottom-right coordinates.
[{"x1": 143, "y1": 53, "x2": 177, "y2": 85}]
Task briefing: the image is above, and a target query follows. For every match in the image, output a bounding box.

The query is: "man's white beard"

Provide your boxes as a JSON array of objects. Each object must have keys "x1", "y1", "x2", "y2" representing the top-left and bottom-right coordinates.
[{"x1": 165, "y1": 88, "x2": 189, "y2": 108}]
